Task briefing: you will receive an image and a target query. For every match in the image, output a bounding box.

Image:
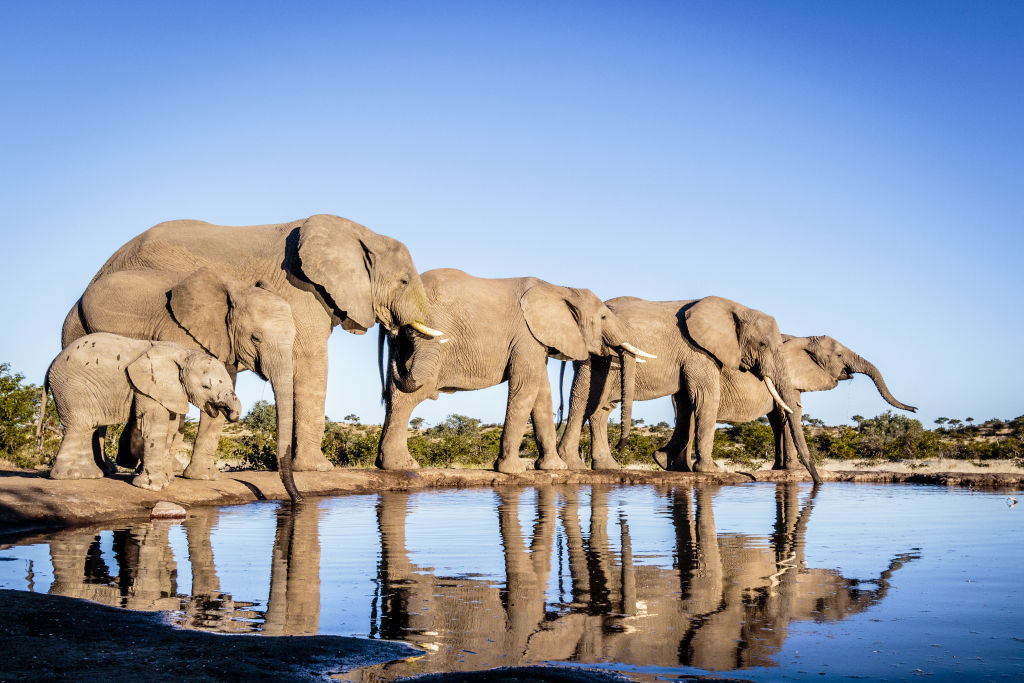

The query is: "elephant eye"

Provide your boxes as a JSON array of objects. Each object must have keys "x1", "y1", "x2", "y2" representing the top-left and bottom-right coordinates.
[
  {"x1": 399, "y1": 277, "x2": 409, "y2": 286},
  {"x1": 251, "y1": 334, "x2": 262, "y2": 344}
]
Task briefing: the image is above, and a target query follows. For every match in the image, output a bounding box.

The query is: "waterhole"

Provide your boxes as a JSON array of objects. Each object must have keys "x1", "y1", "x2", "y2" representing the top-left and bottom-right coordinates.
[{"x1": 1, "y1": 482, "x2": 1021, "y2": 681}]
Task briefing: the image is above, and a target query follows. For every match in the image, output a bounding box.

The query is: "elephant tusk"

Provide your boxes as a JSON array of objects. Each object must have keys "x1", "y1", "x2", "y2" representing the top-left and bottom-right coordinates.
[
  {"x1": 439, "y1": 338, "x2": 449, "y2": 344},
  {"x1": 408, "y1": 321, "x2": 445, "y2": 338},
  {"x1": 636, "y1": 358, "x2": 646, "y2": 364},
  {"x1": 621, "y1": 342, "x2": 656, "y2": 359},
  {"x1": 764, "y1": 376, "x2": 793, "y2": 414}
]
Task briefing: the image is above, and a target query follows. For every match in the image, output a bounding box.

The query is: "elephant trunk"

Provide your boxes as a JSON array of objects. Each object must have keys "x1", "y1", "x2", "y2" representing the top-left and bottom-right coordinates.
[
  {"x1": 849, "y1": 354, "x2": 918, "y2": 413},
  {"x1": 266, "y1": 349, "x2": 302, "y2": 502},
  {"x1": 616, "y1": 351, "x2": 636, "y2": 451},
  {"x1": 783, "y1": 398, "x2": 823, "y2": 485},
  {"x1": 389, "y1": 327, "x2": 439, "y2": 394}
]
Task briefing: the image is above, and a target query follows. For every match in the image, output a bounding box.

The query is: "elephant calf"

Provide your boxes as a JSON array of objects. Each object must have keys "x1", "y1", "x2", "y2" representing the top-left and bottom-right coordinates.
[{"x1": 47, "y1": 332, "x2": 241, "y2": 491}]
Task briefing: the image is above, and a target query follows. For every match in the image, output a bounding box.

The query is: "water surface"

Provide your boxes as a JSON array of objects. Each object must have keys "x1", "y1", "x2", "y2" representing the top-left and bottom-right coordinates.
[{"x1": 1, "y1": 482, "x2": 1021, "y2": 681}]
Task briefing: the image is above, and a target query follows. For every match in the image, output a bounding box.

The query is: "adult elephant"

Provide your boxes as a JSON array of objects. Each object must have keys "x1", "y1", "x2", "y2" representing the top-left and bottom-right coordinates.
[
  {"x1": 561, "y1": 330, "x2": 916, "y2": 473},
  {"x1": 63, "y1": 214, "x2": 439, "y2": 498},
  {"x1": 556, "y1": 296, "x2": 822, "y2": 483},
  {"x1": 377, "y1": 268, "x2": 654, "y2": 473}
]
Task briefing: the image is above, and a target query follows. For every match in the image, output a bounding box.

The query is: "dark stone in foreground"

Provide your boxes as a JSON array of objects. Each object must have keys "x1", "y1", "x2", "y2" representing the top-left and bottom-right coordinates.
[{"x1": 0, "y1": 589, "x2": 415, "y2": 681}]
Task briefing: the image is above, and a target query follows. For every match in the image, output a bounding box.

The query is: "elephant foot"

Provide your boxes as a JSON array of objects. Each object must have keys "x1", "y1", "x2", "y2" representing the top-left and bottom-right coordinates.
[
  {"x1": 559, "y1": 452, "x2": 588, "y2": 470},
  {"x1": 495, "y1": 457, "x2": 530, "y2": 474},
  {"x1": 592, "y1": 456, "x2": 621, "y2": 471},
  {"x1": 292, "y1": 453, "x2": 334, "y2": 472},
  {"x1": 50, "y1": 458, "x2": 104, "y2": 480},
  {"x1": 183, "y1": 461, "x2": 220, "y2": 480},
  {"x1": 655, "y1": 451, "x2": 691, "y2": 471},
  {"x1": 653, "y1": 451, "x2": 669, "y2": 470},
  {"x1": 376, "y1": 451, "x2": 421, "y2": 470},
  {"x1": 535, "y1": 455, "x2": 568, "y2": 471},
  {"x1": 692, "y1": 458, "x2": 720, "y2": 473},
  {"x1": 132, "y1": 470, "x2": 172, "y2": 491}
]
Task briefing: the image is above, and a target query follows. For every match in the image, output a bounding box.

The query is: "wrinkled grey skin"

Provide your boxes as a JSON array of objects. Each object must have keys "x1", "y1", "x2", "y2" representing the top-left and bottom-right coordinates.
[
  {"x1": 557, "y1": 296, "x2": 822, "y2": 482},
  {"x1": 62, "y1": 214, "x2": 432, "y2": 499},
  {"x1": 378, "y1": 268, "x2": 645, "y2": 473},
  {"x1": 47, "y1": 333, "x2": 241, "y2": 491},
  {"x1": 564, "y1": 331, "x2": 916, "y2": 472}
]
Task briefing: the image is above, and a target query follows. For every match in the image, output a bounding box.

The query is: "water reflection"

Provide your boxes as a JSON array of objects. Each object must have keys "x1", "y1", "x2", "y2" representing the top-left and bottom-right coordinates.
[{"x1": 8, "y1": 484, "x2": 920, "y2": 679}]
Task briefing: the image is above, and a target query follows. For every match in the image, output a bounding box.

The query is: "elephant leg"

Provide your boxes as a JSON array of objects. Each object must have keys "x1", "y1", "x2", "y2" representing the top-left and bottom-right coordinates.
[
  {"x1": 589, "y1": 403, "x2": 620, "y2": 470},
  {"x1": 51, "y1": 426, "x2": 104, "y2": 480},
  {"x1": 93, "y1": 426, "x2": 117, "y2": 476},
  {"x1": 688, "y1": 378, "x2": 720, "y2": 473},
  {"x1": 495, "y1": 356, "x2": 541, "y2": 474},
  {"x1": 557, "y1": 358, "x2": 604, "y2": 470},
  {"x1": 532, "y1": 375, "x2": 567, "y2": 470},
  {"x1": 291, "y1": 346, "x2": 333, "y2": 472},
  {"x1": 654, "y1": 390, "x2": 692, "y2": 471},
  {"x1": 377, "y1": 385, "x2": 424, "y2": 470},
  {"x1": 184, "y1": 412, "x2": 224, "y2": 480},
  {"x1": 167, "y1": 414, "x2": 187, "y2": 475},
  {"x1": 132, "y1": 398, "x2": 173, "y2": 491},
  {"x1": 780, "y1": 417, "x2": 803, "y2": 470}
]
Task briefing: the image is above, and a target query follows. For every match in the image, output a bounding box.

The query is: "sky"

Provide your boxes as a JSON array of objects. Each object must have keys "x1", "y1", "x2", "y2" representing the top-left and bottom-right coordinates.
[{"x1": 1, "y1": 1, "x2": 1021, "y2": 430}]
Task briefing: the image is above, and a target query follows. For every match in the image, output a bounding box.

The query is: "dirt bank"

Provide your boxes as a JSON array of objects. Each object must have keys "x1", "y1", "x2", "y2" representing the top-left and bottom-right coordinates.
[
  {"x1": 1, "y1": 465, "x2": 1021, "y2": 537},
  {"x1": 0, "y1": 589, "x2": 415, "y2": 681}
]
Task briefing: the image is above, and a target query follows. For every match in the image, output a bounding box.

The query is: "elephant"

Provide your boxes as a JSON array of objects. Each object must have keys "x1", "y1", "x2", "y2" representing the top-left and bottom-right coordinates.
[
  {"x1": 556, "y1": 296, "x2": 823, "y2": 482},
  {"x1": 62, "y1": 214, "x2": 439, "y2": 500},
  {"x1": 46, "y1": 332, "x2": 242, "y2": 491},
  {"x1": 73, "y1": 267, "x2": 299, "y2": 491},
  {"x1": 561, "y1": 329, "x2": 916, "y2": 473},
  {"x1": 377, "y1": 268, "x2": 654, "y2": 473}
]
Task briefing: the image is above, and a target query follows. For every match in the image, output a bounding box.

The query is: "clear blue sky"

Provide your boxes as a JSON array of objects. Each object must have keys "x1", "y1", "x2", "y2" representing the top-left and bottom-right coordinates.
[{"x1": 2, "y1": 1, "x2": 1021, "y2": 429}]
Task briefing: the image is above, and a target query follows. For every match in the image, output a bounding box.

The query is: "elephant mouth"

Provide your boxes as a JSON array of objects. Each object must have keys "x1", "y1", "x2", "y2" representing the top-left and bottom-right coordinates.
[
  {"x1": 203, "y1": 401, "x2": 221, "y2": 419},
  {"x1": 392, "y1": 326, "x2": 418, "y2": 374},
  {"x1": 838, "y1": 369, "x2": 854, "y2": 380}
]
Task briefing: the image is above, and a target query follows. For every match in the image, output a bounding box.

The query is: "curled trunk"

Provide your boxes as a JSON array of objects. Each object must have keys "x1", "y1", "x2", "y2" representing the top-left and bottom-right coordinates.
[
  {"x1": 388, "y1": 326, "x2": 440, "y2": 394},
  {"x1": 849, "y1": 354, "x2": 917, "y2": 412},
  {"x1": 616, "y1": 351, "x2": 636, "y2": 451}
]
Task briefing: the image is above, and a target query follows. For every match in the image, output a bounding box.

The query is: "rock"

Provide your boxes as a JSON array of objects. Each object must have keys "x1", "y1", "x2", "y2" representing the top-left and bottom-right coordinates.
[{"x1": 150, "y1": 501, "x2": 187, "y2": 519}]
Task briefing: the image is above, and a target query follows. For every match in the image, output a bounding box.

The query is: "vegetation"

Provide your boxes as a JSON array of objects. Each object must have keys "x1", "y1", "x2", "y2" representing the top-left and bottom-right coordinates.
[{"x1": 2, "y1": 359, "x2": 1022, "y2": 472}]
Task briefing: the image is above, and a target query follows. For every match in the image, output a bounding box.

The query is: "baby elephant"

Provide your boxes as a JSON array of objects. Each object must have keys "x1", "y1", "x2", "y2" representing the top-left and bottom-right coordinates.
[{"x1": 47, "y1": 332, "x2": 241, "y2": 491}]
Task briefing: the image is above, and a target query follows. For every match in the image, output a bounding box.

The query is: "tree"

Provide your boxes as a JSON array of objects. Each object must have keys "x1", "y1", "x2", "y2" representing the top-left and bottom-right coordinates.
[
  {"x1": 0, "y1": 363, "x2": 46, "y2": 457},
  {"x1": 409, "y1": 417, "x2": 425, "y2": 430},
  {"x1": 802, "y1": 413, "x2": 825, "y2": 427},
  {"x1": 243, "y1": 400, "x2": 277, "y2": 435},
  {"x1": 344, "y1": 413, "x2": 361, "y2": 424}
]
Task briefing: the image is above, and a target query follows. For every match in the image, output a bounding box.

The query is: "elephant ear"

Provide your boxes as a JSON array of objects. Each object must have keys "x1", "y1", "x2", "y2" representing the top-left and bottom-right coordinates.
[
  {"x1": 168, "y1": 268, "x2": 233, "y2": 363},
  {"x1": 784, "y1": 337, "x2": 839, "y2": 392},
  {"x1": 684, "y1": 296, "x2": 742, "y2": 369},
  {"x1": 520, "y1": 284, "x2": 589, "y2": 361},
  {"x1": 297, "y1": 214, "x2": 375, "y2": 330},
  {"x1": 126, "y1": 345, "x2": 189, "y2": 415}
]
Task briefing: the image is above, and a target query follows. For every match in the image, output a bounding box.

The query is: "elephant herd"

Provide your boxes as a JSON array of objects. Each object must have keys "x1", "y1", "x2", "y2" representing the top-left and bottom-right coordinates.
[{"x1": 46, "y1": 213, "x2": 916, "y2": 498}]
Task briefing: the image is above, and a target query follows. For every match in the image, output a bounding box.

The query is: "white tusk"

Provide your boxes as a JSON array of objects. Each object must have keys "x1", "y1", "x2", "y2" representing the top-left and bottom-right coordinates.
[
  {"x1": 621, "y1": 342, "x2": 656, "y2": 359},
  {"x1": 636, "y1": 358, "x2": 646, "y2": 364},
  {"x1": 409, "y1": 321, "x2": 445, "y2": 338},
  {"x1": 439, "y1": 338, "x2": 449, "y2": 344},
  {"x1": 764, "y1": 376, "x2": 793, "y2": 414}
]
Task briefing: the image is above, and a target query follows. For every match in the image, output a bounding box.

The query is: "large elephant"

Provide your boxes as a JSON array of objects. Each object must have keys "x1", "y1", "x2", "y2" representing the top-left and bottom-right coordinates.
[
  {"x1": 556, "y1": 296, "x2": 822, "y2": 482},
  {"x1": 47, "y1": 333, "x2": 242, "y2": 491},
  {"x1": 62, "y1": 214, "x2": 438, "y2": 499},
  {"x1": 561, "y1": 329, "x2": 916, "y2": 473},
  {"x1": 377, "y1": 268, "x2": 653, "y2": 473}
]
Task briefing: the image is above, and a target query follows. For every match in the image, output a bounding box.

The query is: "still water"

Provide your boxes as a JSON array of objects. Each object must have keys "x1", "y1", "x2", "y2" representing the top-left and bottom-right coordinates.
[{"x1": 1, "y1": 483, "x2": 1021, "y2": 681}]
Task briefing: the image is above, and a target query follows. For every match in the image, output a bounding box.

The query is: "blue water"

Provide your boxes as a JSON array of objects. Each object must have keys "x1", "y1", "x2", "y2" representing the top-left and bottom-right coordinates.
[{"x1": 1, "y1": 482, "x2": 1021, "y2": 681}]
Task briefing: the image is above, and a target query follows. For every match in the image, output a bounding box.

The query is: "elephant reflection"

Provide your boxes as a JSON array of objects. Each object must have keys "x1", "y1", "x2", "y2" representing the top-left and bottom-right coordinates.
[
  {"x1": 43, "y1": 502, "x2": 323, "y2": 635},
  {"x1": 359, "y1": 484, "x2": 918, "y2": 680}
]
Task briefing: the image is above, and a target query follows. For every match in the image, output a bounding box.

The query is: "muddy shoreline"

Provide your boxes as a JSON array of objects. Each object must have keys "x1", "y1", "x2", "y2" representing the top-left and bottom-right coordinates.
[{"x1": 1, "y1": 466, "x2": 1021, "y2": 537}]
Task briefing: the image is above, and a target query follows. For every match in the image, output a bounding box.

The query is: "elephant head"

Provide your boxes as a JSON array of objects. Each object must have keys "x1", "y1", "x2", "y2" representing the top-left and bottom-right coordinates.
[
  {"x1": 520, "y1": 284, "x2": 647, "y2": 361},
  {"x1": 126, "y1": 344, "x2": 242, "y2": 420},
  {"x1": 168, "y1": 269, "x2": 300, "y2": 499},
  {"x1": 783, "y1": 335, "x2": 917, "y2": 412},
  {"x1": 297, "y1": 213, "x2": 439, "y2": 334},
  {"x1": 682, "y1": 296, "x2": 821, "y2": 482}
]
